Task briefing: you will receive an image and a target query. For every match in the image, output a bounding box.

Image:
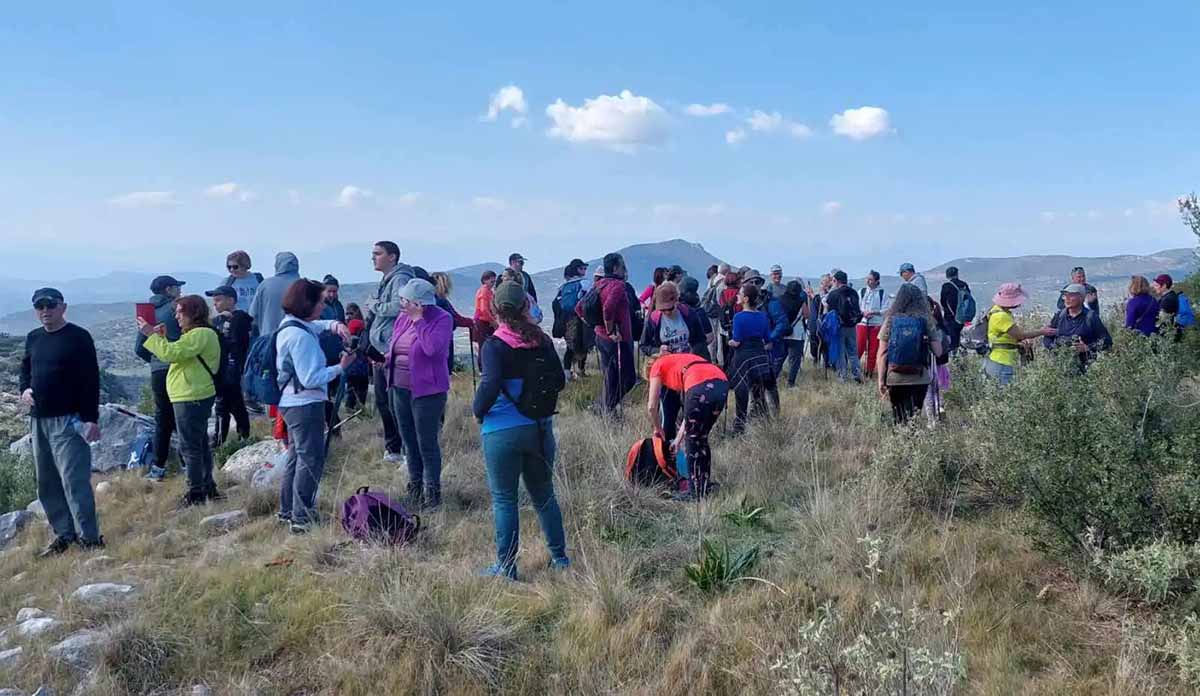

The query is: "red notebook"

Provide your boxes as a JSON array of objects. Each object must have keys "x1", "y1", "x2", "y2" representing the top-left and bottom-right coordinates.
[{"x1": 135, "y1": 303, "x2": 157, "y2": 325}]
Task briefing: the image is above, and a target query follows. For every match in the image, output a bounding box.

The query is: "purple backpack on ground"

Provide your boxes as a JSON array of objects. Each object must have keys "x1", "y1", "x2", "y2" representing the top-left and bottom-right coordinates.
[{"x1": 340, "y1": 486, "x2": 421, "y2": 545}]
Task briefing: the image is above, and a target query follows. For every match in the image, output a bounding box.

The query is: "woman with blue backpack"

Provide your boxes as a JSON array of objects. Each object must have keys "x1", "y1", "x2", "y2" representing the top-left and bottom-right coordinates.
[
  {"x1": 875, "y1": 283, "x2": 946, "y2": 424},
  {"x1": 554, "y1": 259, "x2": 590, "y2": 379},
  {"x1": 473, "y1": 281, "x2": 569, "y2": 580}
]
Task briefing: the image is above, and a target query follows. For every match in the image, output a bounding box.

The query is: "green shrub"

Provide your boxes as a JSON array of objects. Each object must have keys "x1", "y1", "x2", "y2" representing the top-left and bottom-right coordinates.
[
  {"x1": 1159, "y1": 614, "x2": 1200, "y2": 690},
  {"x1": 684, "y1": 539, "x2": 760, "y2": 593},
  {"x1": 0, "y1": 451, "x2": 37, "y2": 513},
  {"x1": 1100, "y1": 540, "x2": 1198, "y2": 605}
]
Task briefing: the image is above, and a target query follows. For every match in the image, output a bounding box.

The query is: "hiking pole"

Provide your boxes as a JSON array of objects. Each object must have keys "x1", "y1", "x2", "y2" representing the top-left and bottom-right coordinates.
[
  {"x1": 325, "y1": 373, "x2": 348, "y2": 457},
  {"x1": 468, "y1": 335, "x2": 478, "y2": 392}
]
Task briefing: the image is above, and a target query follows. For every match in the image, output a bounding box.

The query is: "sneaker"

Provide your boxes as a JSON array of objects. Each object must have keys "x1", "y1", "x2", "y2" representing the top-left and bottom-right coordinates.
[
  {"x1": 289, "y1": 521, "x2": 311, "y2": 535},
  {"x1": 78, "y1": 536, "x2": 106, "y2": 551},
  {"x1": 277, "y1": 512, "x2": 292, "y2": 525},
  {"x1": 144, "y1": 465, "x2": 167, "y2": 482},
  {"x1": 549, "y1": 557, "x2": 571, "y2": 571},
  {"x1": 479, "y1": 563, "x2": 518, "y2": 581},
  {"x1": 37, "y1": 536, "x2": 76, "y2": 559},
  {"x1": 383, "y1": 451, "x2": 403, "y2": 464}
]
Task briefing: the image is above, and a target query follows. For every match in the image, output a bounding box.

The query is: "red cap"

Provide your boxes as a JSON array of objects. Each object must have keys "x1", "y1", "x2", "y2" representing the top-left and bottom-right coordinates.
[{"x1": 1154, "y1": 274, "x2": 1173, "y2": 287}]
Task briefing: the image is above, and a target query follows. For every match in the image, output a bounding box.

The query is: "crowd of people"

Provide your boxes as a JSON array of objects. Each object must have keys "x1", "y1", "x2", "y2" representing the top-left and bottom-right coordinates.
[{"x1": 16, "y1": 244, "x2": 1194, "y2": 579}]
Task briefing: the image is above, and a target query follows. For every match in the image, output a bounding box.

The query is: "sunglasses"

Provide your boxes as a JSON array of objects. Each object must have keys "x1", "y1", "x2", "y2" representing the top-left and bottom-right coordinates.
[
  {"x1": 227, "y1": 264, "x2": 240, "y2": 270},
  {"x1": 34, "y1": 301, "x2": 60, "y2": 310}
]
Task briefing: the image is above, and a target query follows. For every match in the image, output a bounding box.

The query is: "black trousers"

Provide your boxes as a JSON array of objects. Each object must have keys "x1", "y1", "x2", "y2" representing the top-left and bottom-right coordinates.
[
  {"x1": 345, "y1": 375, "x2": 370, "y2": 410},
  {"x1": 889, "y1": 384, "x2": 928, "y2": 424},
  {"x1": 326, "y1": 376, "x2": 342, "y2": 432},
  {"x1": 683, "y1": 379, "x2": 727, "y2": 491},
  {"x1": 151, "y1": 369, "x2": 176, "y2": 469},
  {"x1": 213, "y1": 381, "x2": 250, "y2": 446},
  {"x1": 732, "y1": 365, "x2": 779, "y2": 434},
  {"x1": 659, "y1": 387, "x2": 682, "y2": 442},
  {"x1": 596, "y1": 336, "x2": 636, "y2": 414},
  {"x1": 374, "y1": 365, "x2": 404, "y2": 454}
]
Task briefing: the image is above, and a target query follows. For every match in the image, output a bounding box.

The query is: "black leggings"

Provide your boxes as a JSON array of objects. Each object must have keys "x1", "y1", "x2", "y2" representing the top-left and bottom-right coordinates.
[
  {"x1": 213, "y1": 382, "x2": 250, "y2": 445},
  {"x1": 888, "y1": 384, "x2": 928, "y2": 424},
  {"x1": 683, "y1": 379, "x2": 727, "y2": 492}
]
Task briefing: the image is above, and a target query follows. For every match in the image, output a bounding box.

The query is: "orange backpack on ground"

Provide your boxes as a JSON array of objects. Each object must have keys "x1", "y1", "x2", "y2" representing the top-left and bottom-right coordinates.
[{"x1": 625, "y1": 437, "x2": 678, "y2": 487}]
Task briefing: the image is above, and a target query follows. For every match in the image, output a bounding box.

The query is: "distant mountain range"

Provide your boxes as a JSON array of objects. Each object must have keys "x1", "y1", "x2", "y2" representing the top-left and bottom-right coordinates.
[{"x1": 1, "y1": 242, "x2": 1194, "y2": 337}]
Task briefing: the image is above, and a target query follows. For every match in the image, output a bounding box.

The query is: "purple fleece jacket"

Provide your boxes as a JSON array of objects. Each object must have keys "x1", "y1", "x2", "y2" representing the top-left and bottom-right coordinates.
[{"x1": 385, "y1": 305, "x2": 453, "y2": 397}]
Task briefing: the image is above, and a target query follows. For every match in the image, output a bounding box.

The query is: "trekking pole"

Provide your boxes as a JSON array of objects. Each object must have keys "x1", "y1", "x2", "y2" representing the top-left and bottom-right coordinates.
[
  {"x1": 325, "y1": 374, "x2": 348, "y2": 457},
  {"x1": 469, "y1": 335, "x2": 478, "y2": 392}
]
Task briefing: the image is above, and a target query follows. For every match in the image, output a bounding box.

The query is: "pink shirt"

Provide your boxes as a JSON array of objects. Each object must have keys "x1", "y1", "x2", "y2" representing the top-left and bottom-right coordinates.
[{"x1": 388, "y1": 325, "x2": 416, "y2": 389}]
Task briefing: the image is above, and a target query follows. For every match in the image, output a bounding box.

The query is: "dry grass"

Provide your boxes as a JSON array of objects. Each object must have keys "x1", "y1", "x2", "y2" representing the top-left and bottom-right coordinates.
[{"x1": 0, "y1": 370, "x2": 1185, "y2": 694}]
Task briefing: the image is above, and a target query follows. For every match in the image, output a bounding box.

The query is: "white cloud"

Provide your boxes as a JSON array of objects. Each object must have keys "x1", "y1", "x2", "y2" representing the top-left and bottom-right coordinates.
[
  {"x1": 287, "y1": 190, "x2": 302, "y2": 205},
  {"x1": 204, "y1": 182, "x2": 238, "y2": 198},
  {"x1": 472, "y1": 196, "x2": 508, "y2": 211},
  {"x1": 483, "y1": 84, "x2": 528, "y2": 127},
  {"x1": 545, "y1": 89, "x2": 669, "y2": 152},
  {"x1": 335, "y1": 185, "x2": 373, "y2": 208},
  {"x1": 1040, "y1": 211, "x2": 1057, "y2": 222},
  {"x1": 830, "y1": 106, "x2": 893, "y2": 140},
  {"x1": 822, "y1": 201, "x2": 843, "y2": 216},
  {"x1": 1123, "y1": 208, "x2": 1135, "y2": 218},
  {"x1": 108, "y1": 191, "x2": 177, "y2": 209},
  {"x1": 737, "y1": 110, "x2": 812, "y2": 143},
  {"x1": 396, "y1": 192, "x2": 423, "y2": 207},
  {"x1": 205, "y1": 181, "x2": 259, "y2": 203},
  {"x1": 683, "y1": 102, "x2": 731, "y2": 117},
  {"x1": 725, "y1": 128, "x2": 747, "y2": 145}
]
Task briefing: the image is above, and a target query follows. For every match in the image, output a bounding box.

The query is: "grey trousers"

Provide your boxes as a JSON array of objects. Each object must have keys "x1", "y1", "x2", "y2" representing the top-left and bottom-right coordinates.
[
  {"x1": 280, "y1": 402, "x2": 327, "y2": 524},
  {"x1": 32, "y1": 415, "x2": 100, "y2": 542}
]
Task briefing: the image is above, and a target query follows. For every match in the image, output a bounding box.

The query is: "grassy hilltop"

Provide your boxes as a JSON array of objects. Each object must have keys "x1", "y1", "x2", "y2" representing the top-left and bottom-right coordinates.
[{"x1": 3, "y1": 336, "x2": 1198, "y2": 695}]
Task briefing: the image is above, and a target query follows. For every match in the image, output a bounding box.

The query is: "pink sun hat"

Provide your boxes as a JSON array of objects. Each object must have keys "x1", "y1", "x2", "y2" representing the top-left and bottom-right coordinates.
[{"x1": 992, "y1": 282, "x2": 1028, "y2": 308}]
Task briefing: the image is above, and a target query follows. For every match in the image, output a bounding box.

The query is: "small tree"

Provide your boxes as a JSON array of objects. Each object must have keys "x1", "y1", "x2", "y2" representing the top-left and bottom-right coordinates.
[{"x1": 1182, "y1": 193, "x2": 1200, "y2": 249}]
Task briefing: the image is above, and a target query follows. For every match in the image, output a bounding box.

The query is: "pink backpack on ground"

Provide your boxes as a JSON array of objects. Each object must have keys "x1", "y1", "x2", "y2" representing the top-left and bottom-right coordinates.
[{"x1": 340, "y1": 486, "x2": 421, "y2": 545}]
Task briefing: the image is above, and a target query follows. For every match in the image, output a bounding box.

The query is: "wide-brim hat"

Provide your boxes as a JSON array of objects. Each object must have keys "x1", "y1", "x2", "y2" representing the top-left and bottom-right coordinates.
[{"x1": 992, "y1": 282, "x2": 1028, "y2": 308}]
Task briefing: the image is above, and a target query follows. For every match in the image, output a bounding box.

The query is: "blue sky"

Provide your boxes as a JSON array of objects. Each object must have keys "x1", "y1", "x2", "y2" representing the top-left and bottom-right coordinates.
[{"x1": 1, "y1": 1, "x2": 1197, "y2": 282}]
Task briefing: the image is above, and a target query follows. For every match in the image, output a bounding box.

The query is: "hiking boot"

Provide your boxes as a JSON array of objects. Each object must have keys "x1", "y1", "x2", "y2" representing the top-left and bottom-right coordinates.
[
  {"x1": 78, "y1": 536, "x2": 106, "y2": 552},
  {"x1": 289, "y1": 521, "x2": 312, "y2": 535},
  {"x1": 405, "y1": 482, "x2": 424, "y2": 510},
  {"x1": 37, "y1": 536, "x2": 76, "y2": 559},
  {"x1": 480, "y1": 563, "x2": 518, "y2": 581},
  {"x1": 144, "y1": 465, "x2": 167, "y2": 482},
  {"x1": 549, "y1": 557, "x2": 571, "y2": 571},
  {"x1": 178, "y1": 489, "x2": 209, "y2": 508},
  {"x1": 276, "y1": 512, "x2": 292, "y2": 526},
  {"x1": 424, "y1": 486, "x2": 442, "y2": 511}
]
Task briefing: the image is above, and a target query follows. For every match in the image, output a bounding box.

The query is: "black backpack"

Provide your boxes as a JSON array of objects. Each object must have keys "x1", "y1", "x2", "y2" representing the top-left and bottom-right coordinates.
[
  {"x1": 497, "y1": 339, "x2": 565, "y2": 420},
  {"x1": 197, "y1": 329, "x2": 234, "y2": 390},
  {"x1": 579, "y1": 286, "x2": 605, "y2": 328}
]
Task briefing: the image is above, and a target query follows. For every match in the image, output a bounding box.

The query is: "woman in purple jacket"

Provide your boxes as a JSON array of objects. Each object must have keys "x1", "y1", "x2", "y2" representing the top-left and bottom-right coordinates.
[
  {"x1": 1124, "y1": 275, "x2": 1160, "y2": 337},
  {"x1": 386, "y1": 278, "x2": 453, "y2": 509}
]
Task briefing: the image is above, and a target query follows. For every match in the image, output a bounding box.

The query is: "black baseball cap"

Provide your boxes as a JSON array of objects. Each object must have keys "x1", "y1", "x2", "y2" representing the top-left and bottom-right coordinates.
[
  {"x1": 31, "y1": 287, "x2": 64, "y2": 305},
  {"x1": 509, "y1": 253, "x2": 527, "y2": 263},
  {"x1": 150, "y1": 275, "x2": 186, "y2": 294},
  {"x1": 205, "y1": 285, "x2": 237, "y2": 299},
  {"x1": 322, "y1": 274, "x2": 339, "y2": 287}
]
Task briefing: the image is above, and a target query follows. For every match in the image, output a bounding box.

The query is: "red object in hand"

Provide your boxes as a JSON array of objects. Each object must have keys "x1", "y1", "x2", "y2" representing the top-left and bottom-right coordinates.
[{"x1": 135, "y1": 303, "x2": 157, "y2": 325}]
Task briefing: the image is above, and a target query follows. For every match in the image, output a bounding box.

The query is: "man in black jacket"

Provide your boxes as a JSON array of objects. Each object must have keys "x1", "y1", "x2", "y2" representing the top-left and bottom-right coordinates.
[
  {"x1": 508, "y1": 253, "x2": 538, "y2": 304},
  {"x1": 824, "y1": 271, "x2": 863, "y2": 382},
  {"x1": 20, "y1": 288, "x2": 105, "y2": 557},
  {"x1": 207, "y1": 286, "x2": 252, "y2": 446},
  {"x1": 939, "y1": 266, "x2": 970, "y2": 352}
]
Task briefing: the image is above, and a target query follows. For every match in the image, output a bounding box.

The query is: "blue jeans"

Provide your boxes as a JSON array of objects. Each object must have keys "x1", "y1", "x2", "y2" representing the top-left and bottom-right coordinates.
[
  {"x1": 596, "y1": 336, "x2": 636, "y2": 413},
  {"x1": 784, "y1": 339, "x2": 805, "y2": 386},
  {"x1": 390, "y1": 388, "x2": 447, "y2": 493},
  {"x1": 836, "y1": 326, "x2": 861, "y2": 381},
  {"x1": 482, "y1": 424, "x2": 567, "y2": 573},
  {"x1": 983, "y1": 357, "x2": 1014, "y2": 386}
]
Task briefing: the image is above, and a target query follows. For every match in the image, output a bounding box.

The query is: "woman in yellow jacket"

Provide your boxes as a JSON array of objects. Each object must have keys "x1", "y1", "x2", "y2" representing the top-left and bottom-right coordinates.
[{"x1": 137, "y1": 295, "x2": 223, "y2": 505}]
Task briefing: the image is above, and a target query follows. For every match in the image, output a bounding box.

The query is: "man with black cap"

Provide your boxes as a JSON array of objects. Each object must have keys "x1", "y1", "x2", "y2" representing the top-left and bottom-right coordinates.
[
  {"x1": 207, "y1": 285, "x2": 252, "y2": 446},
  {"x1": 135, "y1": 274, "x2": 185, "y2": 481},
  {"x1": 508, "y1": 253, "x2": 537, "y2": 304},
  {"x1": 21, "y1": 288, "x2": 105, "y2": 557}
]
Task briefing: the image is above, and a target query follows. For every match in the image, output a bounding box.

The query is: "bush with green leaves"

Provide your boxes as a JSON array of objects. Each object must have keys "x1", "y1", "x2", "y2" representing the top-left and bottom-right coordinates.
[
  {"x1": 0, "y1": 451, "x2": 37, "y2": 514},
  {"x1": 1158, "y1": 614, "x2": 1200, "y2": 690},
  {"x1": 1099, "y1": 539, "x2": 1199, "y2": 605},
  {"x1": 684, "y1": 539, "x2": 760, "y2": 593}
]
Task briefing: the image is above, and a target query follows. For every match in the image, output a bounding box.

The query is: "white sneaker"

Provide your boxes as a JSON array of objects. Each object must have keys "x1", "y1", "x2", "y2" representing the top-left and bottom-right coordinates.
[{"x1": 383, "y1": 451, "x2": 403, "y2": 463}]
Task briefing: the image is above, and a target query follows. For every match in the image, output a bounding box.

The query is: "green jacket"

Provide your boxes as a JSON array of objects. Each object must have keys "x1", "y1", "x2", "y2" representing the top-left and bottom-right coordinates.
[{"x1": 143, "y1": 327, "x2": 221, "y2": 402}]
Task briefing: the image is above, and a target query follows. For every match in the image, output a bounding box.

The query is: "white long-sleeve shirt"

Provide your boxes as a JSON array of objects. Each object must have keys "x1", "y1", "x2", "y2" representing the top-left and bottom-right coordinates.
[
  {"x1": 859, "y1": 286, "x2": 891, "y2": 327},
  {"x1": 275, "y1": 317, "x2": 343, "y2": 407}
]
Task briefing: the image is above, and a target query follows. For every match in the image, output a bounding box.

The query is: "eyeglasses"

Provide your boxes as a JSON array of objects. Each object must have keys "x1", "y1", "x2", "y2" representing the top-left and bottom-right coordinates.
[
  {"x1": 34, "y1": 301, "x2": 60, "y2": 310},
  {"x1": 227, "y1": 264, "x2": 240, "y2": 270}
]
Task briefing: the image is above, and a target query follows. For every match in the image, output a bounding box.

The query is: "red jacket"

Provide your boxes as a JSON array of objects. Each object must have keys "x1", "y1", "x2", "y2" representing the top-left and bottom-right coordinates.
[{"x1": 592, "y1": 277, "x2": 632, "y2": 342}]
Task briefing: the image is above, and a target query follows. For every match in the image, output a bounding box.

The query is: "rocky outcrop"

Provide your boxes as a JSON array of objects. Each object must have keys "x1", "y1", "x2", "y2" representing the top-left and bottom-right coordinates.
[
  {"x1": 0, "y1": 512, "x2": 31, "y2": 550},
  {"x1": 222, "y1": 440, "x2": 286, "y2": 487},
  {"x1": 71, "y1": 583, "x2": 135, "y2": 605},
  {"x1": 199, "y1": 511, "x2": 248, "y2": 534},
  {"x1": 48, "y1": 629, "x2": 107, "y2": 669},
  {"x1": 6, "y1": 403, "x2": 159, "y2": 473}
]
